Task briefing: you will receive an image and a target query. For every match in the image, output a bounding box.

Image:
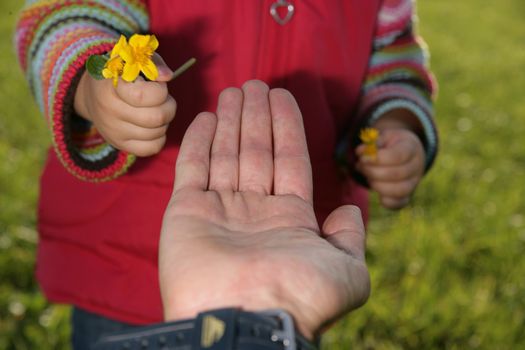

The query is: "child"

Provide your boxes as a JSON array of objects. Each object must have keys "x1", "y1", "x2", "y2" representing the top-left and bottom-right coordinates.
[{"x1": 15, "y1": 0, "x2": 437, "y2": 348}]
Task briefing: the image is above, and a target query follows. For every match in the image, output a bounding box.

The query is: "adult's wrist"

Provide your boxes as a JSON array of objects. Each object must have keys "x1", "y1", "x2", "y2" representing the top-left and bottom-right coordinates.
[
  {"x1": 161, "y1": 289, "x2": 317, "y2": 341},
  {"x1": 165, "y1": 306, "x2": 315, "y2": 342},
  {"x1": 93, "y1": 308, "x2": 317, "y2": 350}
]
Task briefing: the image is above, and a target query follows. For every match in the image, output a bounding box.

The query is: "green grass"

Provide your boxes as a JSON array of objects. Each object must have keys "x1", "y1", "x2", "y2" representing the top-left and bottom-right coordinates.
[
  {"x1": 0, "y1": 1, "x2": 71, "y2": 349},
  {"x1": 1, "y1": 0, "x2": 524, "y2": 349},
  {"x1": 324, "y1": 1, "x2": 525, "y2": 348}
]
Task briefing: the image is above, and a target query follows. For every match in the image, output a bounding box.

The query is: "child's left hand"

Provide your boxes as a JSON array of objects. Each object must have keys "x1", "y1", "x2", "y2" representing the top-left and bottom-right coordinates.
[{"x1": 356, "y1": 128, "x2": 425, "y2": 209}]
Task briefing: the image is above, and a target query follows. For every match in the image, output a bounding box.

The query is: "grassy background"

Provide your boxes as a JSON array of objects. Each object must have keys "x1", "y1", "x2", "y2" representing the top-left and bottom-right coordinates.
[{"x1": 1, "y1": 0, "x2": 524, "y2": 349}]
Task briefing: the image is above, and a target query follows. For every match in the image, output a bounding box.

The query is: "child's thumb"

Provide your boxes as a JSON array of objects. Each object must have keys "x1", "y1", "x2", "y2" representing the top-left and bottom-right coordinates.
[{"x1": 153, "y1": 53, "x2": 173, "y2": 82}]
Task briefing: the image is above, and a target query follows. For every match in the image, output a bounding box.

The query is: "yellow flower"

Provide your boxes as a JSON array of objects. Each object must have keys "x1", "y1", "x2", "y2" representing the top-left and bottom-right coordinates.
[
  {"x1": 101, "y1": 35, "x2": 128, "y2": 86},
  {"x1": 102, "y1": 56, "x2": 125, "y2": 87},
  {"x1": 359, "y1": 127, "x2": 379, "y2": 159},
  {"x1": 119, "y1": 34, "x2": 159, "y2": 82},
  {"x1": 359, "y1": 127, "x2": 379, "y2": 144},
  {"x1": 110, "y1": 34, "x2": 129, "y2": 59}
]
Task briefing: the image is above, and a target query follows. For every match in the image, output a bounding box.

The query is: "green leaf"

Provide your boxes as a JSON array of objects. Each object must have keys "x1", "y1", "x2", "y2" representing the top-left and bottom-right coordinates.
[{"x1": 85, "y1": 55, "x2": 108, "y2": 80}]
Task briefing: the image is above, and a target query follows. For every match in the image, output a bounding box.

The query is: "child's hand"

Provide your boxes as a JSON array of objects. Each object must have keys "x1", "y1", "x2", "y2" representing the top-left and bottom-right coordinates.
[
  {"x1": 356, "y1": 128, "x2": 425, "y2": 209},
  {"x1": 74, "y1": 54, "x2": 176, "y2": 156}
]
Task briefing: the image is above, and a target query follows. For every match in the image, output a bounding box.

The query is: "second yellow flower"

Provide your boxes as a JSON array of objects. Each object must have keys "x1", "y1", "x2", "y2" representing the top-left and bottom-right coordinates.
[{"x1": 103, "y1": 34, "x2": 159, "y2": 86}]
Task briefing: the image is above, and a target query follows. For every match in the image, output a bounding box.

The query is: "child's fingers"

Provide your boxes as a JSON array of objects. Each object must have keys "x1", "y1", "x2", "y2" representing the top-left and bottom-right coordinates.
[
  {"x1": 357, "y1": 129, "x2": 422, "y2": 166},
  {"x1": 100, "y1": 117, "x2": 169, "y2": 154},
  {"x1": 116, "y1": 78, "x2": 170, "y2": 108},
  {"x1": 367, "y1": 142, "x2": 413, "y2": 165},
  {"x1": 355, "y1": 144, "x2": 367, "y2": 157},
  {"x1": 379, "y1": 196, "x2": 411, "y2": 210},
  {"x1": 355, "y1": 133, "x2": 387, "y2": 158},
  {"x1": 117, "y1": 122, "x2": 169, "y2": 142},
  {"x1": 121, "y1": 135, "x2": 168, "y2": 157},
  {"x1": 369, "y1": 178, "x2": 418, "y2": 199},
  {"x1": 357, "y1": 160, "x2": 421, "y2": 182},
  {"x1": 120, "y1": 95, "x2": 177, "y2": 129},
  {"x1": 152, "y1": 53, "x2": 174, "y2": 82}
]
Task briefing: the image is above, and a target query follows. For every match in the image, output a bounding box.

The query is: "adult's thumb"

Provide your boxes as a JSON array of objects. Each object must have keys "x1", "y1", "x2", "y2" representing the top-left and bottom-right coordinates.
[{"x1": 322, "y1": 205, "x2": 366, "y2": 261}]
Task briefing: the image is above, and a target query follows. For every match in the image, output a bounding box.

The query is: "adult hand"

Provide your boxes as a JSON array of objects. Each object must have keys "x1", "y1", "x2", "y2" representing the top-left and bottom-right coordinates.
[
  {"x1": 74, "y1": 53, "x2": 176, "y2": 156},
  {"x1": 159, "y1": 80, "x2": 370, "y2": 340},
  {"x1": 356, "y1": 109, "x2": 426, "y2": 209}
]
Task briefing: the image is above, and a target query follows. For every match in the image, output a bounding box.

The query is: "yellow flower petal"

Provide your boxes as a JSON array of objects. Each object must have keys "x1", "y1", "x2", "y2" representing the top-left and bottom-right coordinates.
[
  {"x1": 102, "y1": 68, "x2": 112, "y2": 79},
  {"x1": 122, "y1": 62, "x2": 140, "y2": 82},
  {"x1": 148, "y1": 35, "x2": 159, "y2": 51},
  {"x1": 102, "y1": 56, "x2": 124, "y2": 88},
  {"x1": 359, "y1": 127, "x2": 379, "y2": 144},
  {"x1": 108, "y1": 33, "x2": 161, "y2": 84},
  {"x1": 129, "y1": 34, "x2": 150, "y2": 48},
  {"x1": 363, "y1": 146, "x2": 377, "y2": 160},
  {"x1": 141, "y1": 59, "x2": 159, "y2": 81},
  {"x1": 111, "y1": 35, "x2": 128, "y2": 58},
  {"x1": 118, "y1": 44, "x2": 134, "y2": 64},
  {"x1": 359, "y1": 127, "x2": 379, "y2": 160}
]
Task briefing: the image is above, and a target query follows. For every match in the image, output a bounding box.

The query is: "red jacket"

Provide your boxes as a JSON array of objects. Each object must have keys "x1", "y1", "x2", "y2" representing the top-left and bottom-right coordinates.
[{"x1": 16, "y1": 0, "x2": 436, "y2": 324}]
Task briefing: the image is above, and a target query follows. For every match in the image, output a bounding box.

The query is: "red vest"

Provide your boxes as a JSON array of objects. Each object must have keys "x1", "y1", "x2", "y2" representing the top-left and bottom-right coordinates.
[{"x1": 37, "y1": 0, "x2": 379, "y2": 324}]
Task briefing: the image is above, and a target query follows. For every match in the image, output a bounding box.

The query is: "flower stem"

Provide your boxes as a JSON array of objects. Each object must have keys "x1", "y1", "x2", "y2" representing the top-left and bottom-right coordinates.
[{"x1": 170, "y1": 58, "x2": 197, "y2": 81}]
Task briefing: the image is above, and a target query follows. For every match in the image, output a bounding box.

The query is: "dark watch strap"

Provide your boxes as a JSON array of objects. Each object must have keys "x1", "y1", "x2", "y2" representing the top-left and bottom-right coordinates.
[{"x1": 92, "y1": 308, "x2": 318, "y2": 350}]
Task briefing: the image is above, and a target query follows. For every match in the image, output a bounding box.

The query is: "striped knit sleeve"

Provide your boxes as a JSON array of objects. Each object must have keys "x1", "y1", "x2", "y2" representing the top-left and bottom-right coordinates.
[
  {"x1": 15, "y1": 0, "x2": 149, "y2": 182},
  {"x1": 357, "y1": 0, "x2": 438, "y2": 171}
]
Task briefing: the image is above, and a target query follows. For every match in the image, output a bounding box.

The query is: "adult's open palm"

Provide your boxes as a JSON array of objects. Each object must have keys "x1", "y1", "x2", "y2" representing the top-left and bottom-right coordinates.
[{"x1": 159, "y1": 80, "x2": 370, "y2": 339}]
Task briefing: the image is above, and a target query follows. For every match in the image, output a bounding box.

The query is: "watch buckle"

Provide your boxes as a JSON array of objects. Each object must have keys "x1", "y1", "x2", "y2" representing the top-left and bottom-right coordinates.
[{"x1": 260, "y1": 309, "x2": 297, "y2": 350}]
